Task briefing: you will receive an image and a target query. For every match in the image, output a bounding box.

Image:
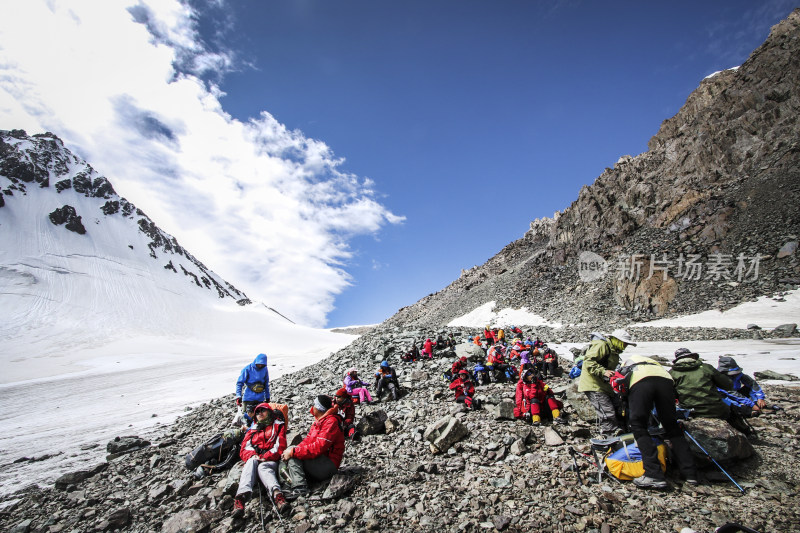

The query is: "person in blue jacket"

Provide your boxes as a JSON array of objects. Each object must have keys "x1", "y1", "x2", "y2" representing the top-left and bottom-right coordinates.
[
  {"x1": 236, "y1": 353, "x2": 271, "y2": 419},
  {"x1": 717, "y1": 355, "x2": 768, "y2": 415}
]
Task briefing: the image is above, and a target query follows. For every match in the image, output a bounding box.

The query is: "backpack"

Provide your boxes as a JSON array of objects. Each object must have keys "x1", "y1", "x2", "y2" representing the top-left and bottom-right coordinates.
[
  {"x1": 604, "y1": 438, "x2": 667, "y2": 481},
  {"x1": 185, "y1": 428, "x2": 244, "y2": 472},
  {"x1": 609, "y1": 361, "x2": 657, "y2": 395}
]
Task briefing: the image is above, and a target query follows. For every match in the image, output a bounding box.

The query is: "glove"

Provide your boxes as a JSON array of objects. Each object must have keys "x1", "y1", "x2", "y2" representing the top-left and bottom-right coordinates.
[{"x1": 236, "y1": 397, "x2": 242, "y2": 407}]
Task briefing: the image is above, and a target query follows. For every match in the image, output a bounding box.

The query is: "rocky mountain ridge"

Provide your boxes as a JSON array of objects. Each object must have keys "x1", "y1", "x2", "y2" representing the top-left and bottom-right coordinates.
[{"x1": 385, "y1": 10, "x2": 800, "y2": 330}]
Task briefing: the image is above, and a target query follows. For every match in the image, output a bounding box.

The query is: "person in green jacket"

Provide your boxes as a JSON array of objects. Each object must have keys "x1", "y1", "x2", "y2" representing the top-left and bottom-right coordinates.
[
  {"x1": 577, "y1": 329, "x2": 636, "y2": 436},
  {"x1": 668, "y1": 348, "x2": 733, "y2": 419}
]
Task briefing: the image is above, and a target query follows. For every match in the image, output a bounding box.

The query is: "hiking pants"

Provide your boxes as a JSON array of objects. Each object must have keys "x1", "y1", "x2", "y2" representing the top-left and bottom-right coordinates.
[
  {"x1": 376, "y1": 378, "x2": 398, "y2": 400},
  {"x1": 520, "y1": 396, "x2": 561, "y2": 417},
  {"x1": 286, "y1": 455, "x2": 338, "y2": 489},
  {"x1": 350, "y1": 387, "x2": 373, "y2": 403},
  {"x1": 455, "y1": 394, "x2": 474, "y2": 409},
  {"x1": 585, "y1": 391, "x2": 623, "y2": 435},
  {"x1": 543, "y1": 360, "x2": 558, "y2": 376},
  {"x1": 628, "y1": 377, "x2": 696, "y2": 481},
  {"x1": 237, "y1": 457, "x2": 281, "y2": 498}
]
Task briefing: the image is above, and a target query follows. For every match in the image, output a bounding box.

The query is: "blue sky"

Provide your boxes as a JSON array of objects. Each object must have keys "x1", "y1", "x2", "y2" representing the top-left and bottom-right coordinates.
[{"x1": 1, "y1": 1, "x2": 795, "y2": 327}]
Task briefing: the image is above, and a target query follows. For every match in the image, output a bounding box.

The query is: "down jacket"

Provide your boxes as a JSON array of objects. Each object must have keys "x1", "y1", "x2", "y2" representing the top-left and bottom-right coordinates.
[
  {"x1": 292, "y1": 408, "x2": 345, "y2": 468},
  {"x1": 239, "y1": 404, "x2": 287, "y2": 462}
]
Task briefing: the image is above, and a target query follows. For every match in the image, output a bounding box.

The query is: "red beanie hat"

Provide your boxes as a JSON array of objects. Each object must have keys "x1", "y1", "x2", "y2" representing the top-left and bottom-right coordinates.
[{"x1": 335, "y1": 387, "x2": 349, "y2": 397}]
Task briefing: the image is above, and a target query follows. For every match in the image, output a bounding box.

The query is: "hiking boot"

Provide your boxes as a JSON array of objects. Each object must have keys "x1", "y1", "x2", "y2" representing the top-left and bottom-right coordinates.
[
  {"x1": 231, "y1": 496, "x2": 246, "y2": 518},
  {"x1": 554, "y1": 416, "x2": 567, "y2": 425},
  {"x1": 684, "y1": 477, "x2": 699, "y2": 486},
  {"x1": 633, "y1": 476, "x2": 668, "y2": 490},
  {"x1": 524, "y1": 413, "x2": 532, "y2": 424},
  {"x1": 532, "y1": 415, "x2": 541, "y2": 427},
  {"x1": 273, "y1": 491, "x2": 291, "y2": 516}
]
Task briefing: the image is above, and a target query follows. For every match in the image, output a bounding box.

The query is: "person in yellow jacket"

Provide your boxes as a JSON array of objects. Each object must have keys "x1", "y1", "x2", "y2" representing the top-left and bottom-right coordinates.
[
  {"x1": 623, "y1": 355, "x2": 698, "y2": 490},
  {"x1": 577, "y1": 329, "x2": 635, "y2": 436}
]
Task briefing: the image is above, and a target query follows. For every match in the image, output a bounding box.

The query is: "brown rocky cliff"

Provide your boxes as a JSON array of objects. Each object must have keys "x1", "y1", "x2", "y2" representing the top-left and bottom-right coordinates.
[{"x1": 386, "y1": 9, "x2": 800, "y2": 329}]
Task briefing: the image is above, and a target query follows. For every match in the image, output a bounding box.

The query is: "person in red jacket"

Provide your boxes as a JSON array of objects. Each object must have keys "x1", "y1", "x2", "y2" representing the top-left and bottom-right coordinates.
[
  {"x1": 449, "y1": 370, "x2": 480, "y2": 409},
  {"x1": 514, "y1": 369, "x2": 565, "y2": 426},
  {"x1": 451, "y1": 356, "x2": 468, "y2": 376},
  {"x1": 334, "y1": 387, "x2": 358, "y2": 439},
  {"x1": 422, "y1": 338, "x2": 435, "y2": 358},
  {"x1": 282, "y1": 395, "x2": 345, "y2": 498},
  {"x1": 232, "y1": 403, "x2": 290, "y2": 518}
]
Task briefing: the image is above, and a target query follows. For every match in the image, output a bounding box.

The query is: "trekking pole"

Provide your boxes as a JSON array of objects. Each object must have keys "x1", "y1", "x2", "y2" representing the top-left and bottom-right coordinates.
[
  {"x1": 257, "y1": 483, "x2": 266, "y2": 532},
  {"x1": 567, "y1": 447, "x2": 583, "y2": 485},
  {"x1": 682, "y1": 428, "x2": 745, "y2": 494},
  {"x1": 266, "y1": 487, "x2": 287, "y2": 527}
]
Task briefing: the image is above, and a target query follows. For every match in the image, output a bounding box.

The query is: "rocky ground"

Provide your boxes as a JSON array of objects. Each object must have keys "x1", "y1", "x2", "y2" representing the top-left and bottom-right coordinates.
[{"x1": 2, "y1": 327, "x2": 799, "y2": 533}]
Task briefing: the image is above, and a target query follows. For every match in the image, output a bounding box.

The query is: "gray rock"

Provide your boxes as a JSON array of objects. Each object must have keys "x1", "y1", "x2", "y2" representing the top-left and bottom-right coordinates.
[
  {"x1": 543, "y1": 427, "x2": 564, "y2": 446},
  {"x1": 106, "y1": 436, "x2": 150, "y2": 455},
  {"x1": 356, "y1": 410, "x2": 389, "y2": 436},
  {"x1": 424, "y1": 415, "x2": 469, "y2": 453},
  {"x1": 53, "y1": 463, "x2": 107, "y2": 490},
  {"x1": 753, "y1": 369, "x2": 799, "y2": 381},
  {"x1": 773, "y1": 323, "x2": 797, "y2": 337},
  {"x1": 683, "y1": 418, "x2": 754, "y2": 460},
  {"x1": 9, "y1": 519, "x2": 32, "y2": 533},
  {"x1": 160, "y1": 510, "x2": 222, "y2": 533},
  {"x1": 494, "y1": 399, "x2": 516, "y2": 420},
  {"x1": 104, "y1": 508, "x2": 131, "y2": 531},
  {"x1": 322, "y1": 473, "x2": 360, "y2": 499},
  {"x1": 565, "y1": 381, "x2": 595, "y2": 422},
  {"x1": 777, "y1": 241, "x2": 798, "y2": 258},
  {"x1": 509, "y1": 438, "x2": 527, "y2": 455}
]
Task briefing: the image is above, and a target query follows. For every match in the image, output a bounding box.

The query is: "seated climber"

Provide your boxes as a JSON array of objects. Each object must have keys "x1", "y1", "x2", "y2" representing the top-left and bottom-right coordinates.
[
  {"x1": 717, "y1": 355, "x2": 769, "y2": 415},
  {"x1": 449, "y1": 369, "x2": 480, "y2": 409},
  {"x1": 232, "y1": 403, "x2": 290, "y2": 518},
  {"x1": 446, "y1": 333, "x2": 457, "y2": 349},
  {"x1": 451, "y1": 356, "x2": 468, "y2": 377},
  {"x1": 422, "y1": 338, "x2": 436, "y2": 358},
  {"x1": 343, "y1": 368, "x2": 373, "y2": 404},
  {"x1": 401, "y1": 342, "x2": 420, "y2": 362},
  {"x1": 281, "y1": 395, "x2": 345, "y2": 498},
  {"x1": 436, "y1": 335, "x2": 447, "y2": 350},
  {"x1": 374, "y1": 360, "x2": 400, "y2": 401},
  {"x1": 514, "y1": 369, "x2": 564, "y2": 426},
  {"x1": 542, "y1": 347, "x2": 559, "y2": 377},
  {"x1": 489, "y1": 346, "x2": 516, "y2": 382},
  {"x1": 333, "y1": 388, "x2": 358, "y2": 440}
]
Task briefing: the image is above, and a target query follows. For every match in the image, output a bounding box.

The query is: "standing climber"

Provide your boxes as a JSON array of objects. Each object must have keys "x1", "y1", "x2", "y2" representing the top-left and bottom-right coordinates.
[
  {"x1": 578, "y1": 330, "x2": 636, "y2": 436},
  {"x1": 235, "y1": 353, "x2": 271, "y2": 419}
]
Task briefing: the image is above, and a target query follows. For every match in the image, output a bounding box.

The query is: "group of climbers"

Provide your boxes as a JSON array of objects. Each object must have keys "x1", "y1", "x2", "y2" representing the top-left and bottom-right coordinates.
[
  {"x1": 224, "y1": 323, "x2": 778, "y2": 523},
  {"x1": 228, "y1": 354, "x2": 360, "y2": 521},
  {"x1": 438, "y1": 327, "x2": 566, "y2": 426},
  {"x1": 569, "y1": 328, "x2": 776, "y2": 491}
]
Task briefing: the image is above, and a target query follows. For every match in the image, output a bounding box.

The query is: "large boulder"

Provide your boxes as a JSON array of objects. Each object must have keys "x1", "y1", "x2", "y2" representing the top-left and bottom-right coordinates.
[
  {"x1": 493, "y1": 399, "x2": 516, "y2": 420},
  {"x1": 424, "y1": 415, "x2": 469, "y2": 453},
  {"x1": 356, "y1": 410, "x2": 389, "y2": 436},
  {"x1": 456, "y1": 342, "x2": 485, "y2": 362},
  {"x1": 682, "y1": 417, "x2": 754, "y2": 461},
  {"x1": 565, "y1": 382, "x2": 595, "y2": 422}
]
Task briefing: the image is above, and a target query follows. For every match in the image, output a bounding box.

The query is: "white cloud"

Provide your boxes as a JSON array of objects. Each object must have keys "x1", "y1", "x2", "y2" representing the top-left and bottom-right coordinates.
[{"x1": 0, "y1": 0, "x2": 404, "y2": 327}]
